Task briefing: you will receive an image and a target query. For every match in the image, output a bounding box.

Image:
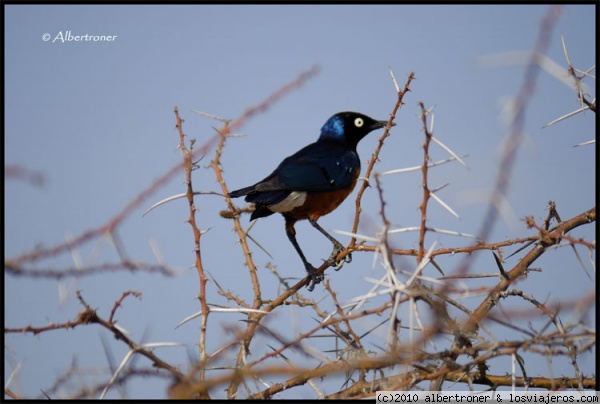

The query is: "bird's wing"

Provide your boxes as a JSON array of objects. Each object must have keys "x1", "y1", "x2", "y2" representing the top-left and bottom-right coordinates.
[
  {"x1": 269, "y1": 142, "x2": 360, "y2": 192},
  {"x1": 231, "y1": 142, "x2": 359, "y2": 204}
]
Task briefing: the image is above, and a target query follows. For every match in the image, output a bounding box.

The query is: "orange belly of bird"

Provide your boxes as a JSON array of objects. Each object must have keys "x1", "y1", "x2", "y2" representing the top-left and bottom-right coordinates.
[{"x1": 285, "y1": 183, "x2": 357, "y2": 221}]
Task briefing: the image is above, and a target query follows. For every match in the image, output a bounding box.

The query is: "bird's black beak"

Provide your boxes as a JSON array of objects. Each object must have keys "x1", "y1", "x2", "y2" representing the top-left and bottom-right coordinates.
[{"x1": 373, "y1": 120, "x2": 394, "y2": 130}]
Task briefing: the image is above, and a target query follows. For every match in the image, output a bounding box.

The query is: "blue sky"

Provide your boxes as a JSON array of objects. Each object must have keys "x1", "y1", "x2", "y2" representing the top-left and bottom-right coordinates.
[{"x1": 4, "y1": 4, "x2": 596, "y2": 399}]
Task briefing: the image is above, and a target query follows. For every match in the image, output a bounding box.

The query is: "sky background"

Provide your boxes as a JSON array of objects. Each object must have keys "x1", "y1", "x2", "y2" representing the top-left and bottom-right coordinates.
[{"x1": 4, "y1": 4, "x2": 596, "y2": 399}]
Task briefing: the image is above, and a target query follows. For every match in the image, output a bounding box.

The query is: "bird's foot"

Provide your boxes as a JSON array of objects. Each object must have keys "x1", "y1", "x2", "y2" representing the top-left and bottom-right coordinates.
[
  {"x1": 327, "y1": 243, "x2": 352, "y2": 271},
  {"x1": 305, "y1": 264, "x2": 323, "y2": 291}
]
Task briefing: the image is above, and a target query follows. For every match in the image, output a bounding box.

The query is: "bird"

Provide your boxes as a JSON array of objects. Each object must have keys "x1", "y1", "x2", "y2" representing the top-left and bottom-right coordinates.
[{"x1": 228, "y1": 111, "x2": 393, "y2": 291}]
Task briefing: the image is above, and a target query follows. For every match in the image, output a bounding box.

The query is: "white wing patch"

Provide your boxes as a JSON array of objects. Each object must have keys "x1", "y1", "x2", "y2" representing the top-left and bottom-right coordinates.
[{"x1": 269, "y1": 191, "x2": 307, "y2": 213}]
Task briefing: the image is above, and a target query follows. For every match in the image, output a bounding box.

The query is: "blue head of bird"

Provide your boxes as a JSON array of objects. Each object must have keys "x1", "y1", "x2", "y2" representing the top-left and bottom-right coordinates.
[{"x1": 318, "y1": 112, "x2": 391, "y2": 147}]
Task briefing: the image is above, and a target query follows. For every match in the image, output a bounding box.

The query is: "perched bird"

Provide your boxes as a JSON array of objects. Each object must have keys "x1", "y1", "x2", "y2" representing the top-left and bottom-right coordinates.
[{"x1": 229, "y1": 112, "x2": 392, "y2": 290}]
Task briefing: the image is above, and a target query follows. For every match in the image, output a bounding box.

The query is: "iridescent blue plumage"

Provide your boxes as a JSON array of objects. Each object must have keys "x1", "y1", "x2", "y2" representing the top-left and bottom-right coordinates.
[
  {"x1": 229, "y1": 111, "x2": 392, "y2": 290},
  {"x1": 319, "y1": 114, "x2": 345, "y2": 141}
]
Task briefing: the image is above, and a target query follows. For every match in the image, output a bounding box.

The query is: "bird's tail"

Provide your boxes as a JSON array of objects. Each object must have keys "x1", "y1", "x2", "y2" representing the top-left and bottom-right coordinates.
[{"x1": 228, "y1": 185, "x2": 256, "y2": 198}]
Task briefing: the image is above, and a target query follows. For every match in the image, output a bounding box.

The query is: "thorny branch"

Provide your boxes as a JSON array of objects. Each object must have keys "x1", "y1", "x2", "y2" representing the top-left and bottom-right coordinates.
[{"x1": 174, "y1": 106, "x2": 210, "y2": 391}]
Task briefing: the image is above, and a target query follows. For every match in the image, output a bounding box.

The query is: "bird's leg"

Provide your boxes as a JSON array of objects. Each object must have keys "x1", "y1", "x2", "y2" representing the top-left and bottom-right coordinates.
[
  {"x1": 308, "y1": 218, "x2": 352, "y2": 271},
  {"x1": 285, "y1": 217, "x2": 323, "y2": 291}
]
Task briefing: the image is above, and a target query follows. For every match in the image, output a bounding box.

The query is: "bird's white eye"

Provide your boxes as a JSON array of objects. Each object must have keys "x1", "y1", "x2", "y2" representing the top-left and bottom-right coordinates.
[{"x1": 354, "y1": 117, "x2": 364, "y2": 128}]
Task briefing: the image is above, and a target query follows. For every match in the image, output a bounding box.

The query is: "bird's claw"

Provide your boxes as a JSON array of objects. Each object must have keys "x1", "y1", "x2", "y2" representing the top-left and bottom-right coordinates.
[
  {"x1": 305, "y1": 265, "x2": 323, "y2": 291},
  {"x1": 304, "y1": 244, "x2": 351, "y2": 290},
  {"x1": 327, "y1": 244, "x2": 351, "y2": 271},
  {"x1": 332, "y1": 259, "x2": 345, "y2": 271}
]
